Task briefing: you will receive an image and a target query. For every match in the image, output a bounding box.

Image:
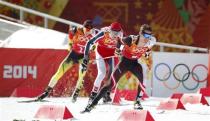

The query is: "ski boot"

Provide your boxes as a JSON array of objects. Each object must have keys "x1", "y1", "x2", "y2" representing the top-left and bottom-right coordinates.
[
  {"x1": 103, "y1": 92, "x2": 112, "y2": 103},
  {"x1": 36, "y1": 86, "x2": 53, "y2": 101},
  {"x1": 134, "y1": 100, "x2": 143, "y2": 110},
  {"x1": 88, "y1": 92, "x2": 97, "y2": 104},
  {"x1": 80, "y1": 103, "x2": 95, "y2": 114}
]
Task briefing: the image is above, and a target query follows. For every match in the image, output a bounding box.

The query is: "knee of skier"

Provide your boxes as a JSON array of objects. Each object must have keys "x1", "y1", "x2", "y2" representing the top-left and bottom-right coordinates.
[{"x1": 97, "y1": 68, "x2": 106, "y2": 79}]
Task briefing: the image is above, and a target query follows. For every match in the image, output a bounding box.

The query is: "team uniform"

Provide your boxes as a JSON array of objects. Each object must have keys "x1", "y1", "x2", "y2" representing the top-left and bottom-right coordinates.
[
  {"x1": 36, "y1": 20, "x2": 96, "y2": 101},
  {"x1": 81, "y1": 24, "x2": 156, "y2": 113},
  {"x1": 112, "y1": 34, "x2": 156, "y2": 109},
  {"x1": 82, "y1": 22, "x2": 123, "y2": 103}
]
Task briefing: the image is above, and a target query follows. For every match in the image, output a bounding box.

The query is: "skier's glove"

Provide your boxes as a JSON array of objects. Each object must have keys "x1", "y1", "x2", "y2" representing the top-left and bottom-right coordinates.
[
  {"x1": 114, "y1": 48, "x2": 121, "y2": 56},
  {"x1": 69, "y1": 26, "x2": 77, "y2": 35},
  {"x1": 144, "y1": 49, "x2": 151, "y2": 58}
]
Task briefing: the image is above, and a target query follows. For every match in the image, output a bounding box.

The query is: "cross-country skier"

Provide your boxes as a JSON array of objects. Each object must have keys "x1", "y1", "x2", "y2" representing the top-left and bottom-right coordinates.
[
  {"x1": 81, "y1": 24, "x2": 156, "y2": 113},
  {"x1": 80, "y1": 22, "x2": 124, "y2": 104},
  {"x1": 36, "y1": 19, "x2": 96, "y2": 101}
]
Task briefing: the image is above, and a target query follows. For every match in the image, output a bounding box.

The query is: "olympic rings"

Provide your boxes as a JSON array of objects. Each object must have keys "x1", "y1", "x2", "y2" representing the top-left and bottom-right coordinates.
[
  {"x1": 192, "y1": 64, "x2": 208, "y2": 82},
  {"x1": 154, "y1": 63, "x2": 171, "y2": 81},
  {"x1": 154, "y1": 63, "x2": 208, "y2": 91},
  {"x1": 162, "y1": 72, "x2": 181, "y2": 90},
  {"x1": 181, "y1": 72, "x2": 199, "y2": 90},
  {"x1": 173, "y1": 64, "x2": 190, "y2": 82}
]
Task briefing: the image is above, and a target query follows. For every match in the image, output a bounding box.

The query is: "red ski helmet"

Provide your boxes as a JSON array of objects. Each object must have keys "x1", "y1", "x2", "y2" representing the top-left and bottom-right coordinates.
[{"x1": 110, "y1": 22, "x2": 122, "y2": 32}]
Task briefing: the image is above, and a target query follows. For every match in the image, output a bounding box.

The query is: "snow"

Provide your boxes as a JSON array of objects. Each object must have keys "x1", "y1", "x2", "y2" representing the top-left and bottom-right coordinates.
[{"x1": 1, "y1": 97, "x2": 210, "y2": 121}]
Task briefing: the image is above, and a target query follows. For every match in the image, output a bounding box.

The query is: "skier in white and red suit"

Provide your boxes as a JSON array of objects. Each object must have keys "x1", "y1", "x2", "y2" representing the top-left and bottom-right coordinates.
[
  {"x1": 81, "y1": 22, "x2": 124, "y2": 103},
  {"x1": 81, "y1": 24, "x2": 156, "y2": 113}
]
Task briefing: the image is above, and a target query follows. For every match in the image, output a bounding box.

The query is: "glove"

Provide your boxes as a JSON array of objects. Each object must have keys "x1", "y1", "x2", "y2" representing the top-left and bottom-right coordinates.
[
  {"x1": 144, "y1": 52, "x2": 150, "y2": 58},
  {"x1": 81, "y1": 56, "x2": 89, "y2": 72},
  {"x1": 144, "y1": 49, "x2": 151, "y2": 58},
  {"x1": 114, "y1": 48, "x2": 121, "y2": 56},
  {"x1": 68, "y1": 41, "x2": 73, "y2": 48},
  {"x1": 69, "y1": 26, "x2": 77, "y2": 35}
]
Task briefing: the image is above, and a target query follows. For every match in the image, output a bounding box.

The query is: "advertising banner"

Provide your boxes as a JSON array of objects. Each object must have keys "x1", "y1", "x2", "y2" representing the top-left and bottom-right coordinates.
[
  {"x1": 152, "y1": 52, "x2": 209, "y2": 97},
  {"x1": 0, "y1": 48, "x2": 68, "y2": 97}
]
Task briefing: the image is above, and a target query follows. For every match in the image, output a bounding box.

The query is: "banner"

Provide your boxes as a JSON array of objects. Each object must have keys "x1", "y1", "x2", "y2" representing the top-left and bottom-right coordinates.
[
  {"x1": 0, "y1": 48, "x2": 68, "y2": 97},
  {"x1": 1, "y1": 48, "x2": 208, "y2": 97},
  {"x1": 152, "y1": 52, "x2": 209, "y2": 97}
]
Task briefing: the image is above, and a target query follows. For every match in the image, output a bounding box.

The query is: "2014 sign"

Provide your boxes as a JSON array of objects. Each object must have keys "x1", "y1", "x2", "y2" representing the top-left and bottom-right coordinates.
[{"x1": 3, "y1": 65, "x2": 37, "y2": 79}]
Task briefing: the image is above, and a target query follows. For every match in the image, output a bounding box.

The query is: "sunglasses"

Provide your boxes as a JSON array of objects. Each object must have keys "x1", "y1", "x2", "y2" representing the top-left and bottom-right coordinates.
[{"x1": 142, "y1": 33, "x2": 152, "y2": 39}]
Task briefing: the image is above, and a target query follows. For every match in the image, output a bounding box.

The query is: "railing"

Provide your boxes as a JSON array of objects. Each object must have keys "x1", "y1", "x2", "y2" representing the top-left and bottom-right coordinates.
[
  {"x1": 0, "y1": 0, "x2": 209, "y2": 53},
  {"x1": 0, "y1": 0, "x2": 82, "y2": 28},
  {"x1": 156, "y1": 42, "x2": 208, "y2": 53}
]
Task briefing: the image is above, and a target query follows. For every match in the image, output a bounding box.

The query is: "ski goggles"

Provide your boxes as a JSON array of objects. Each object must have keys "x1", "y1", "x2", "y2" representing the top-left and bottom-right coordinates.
[
  {"x1": 142, "y1": 33, "x2": 152, "y2": 39},
  {"x1": 110, "y1": 30, "x2": 121, "y2": 37}
]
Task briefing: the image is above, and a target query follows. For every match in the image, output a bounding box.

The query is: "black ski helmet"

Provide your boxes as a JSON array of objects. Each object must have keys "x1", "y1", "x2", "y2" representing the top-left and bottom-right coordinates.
[
  {"x1": 83, "y1": 19, "x2": 93, "y2": 29},
  {"x1": 140, "y1": 24, "x2": 152, "y2": 35}
]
